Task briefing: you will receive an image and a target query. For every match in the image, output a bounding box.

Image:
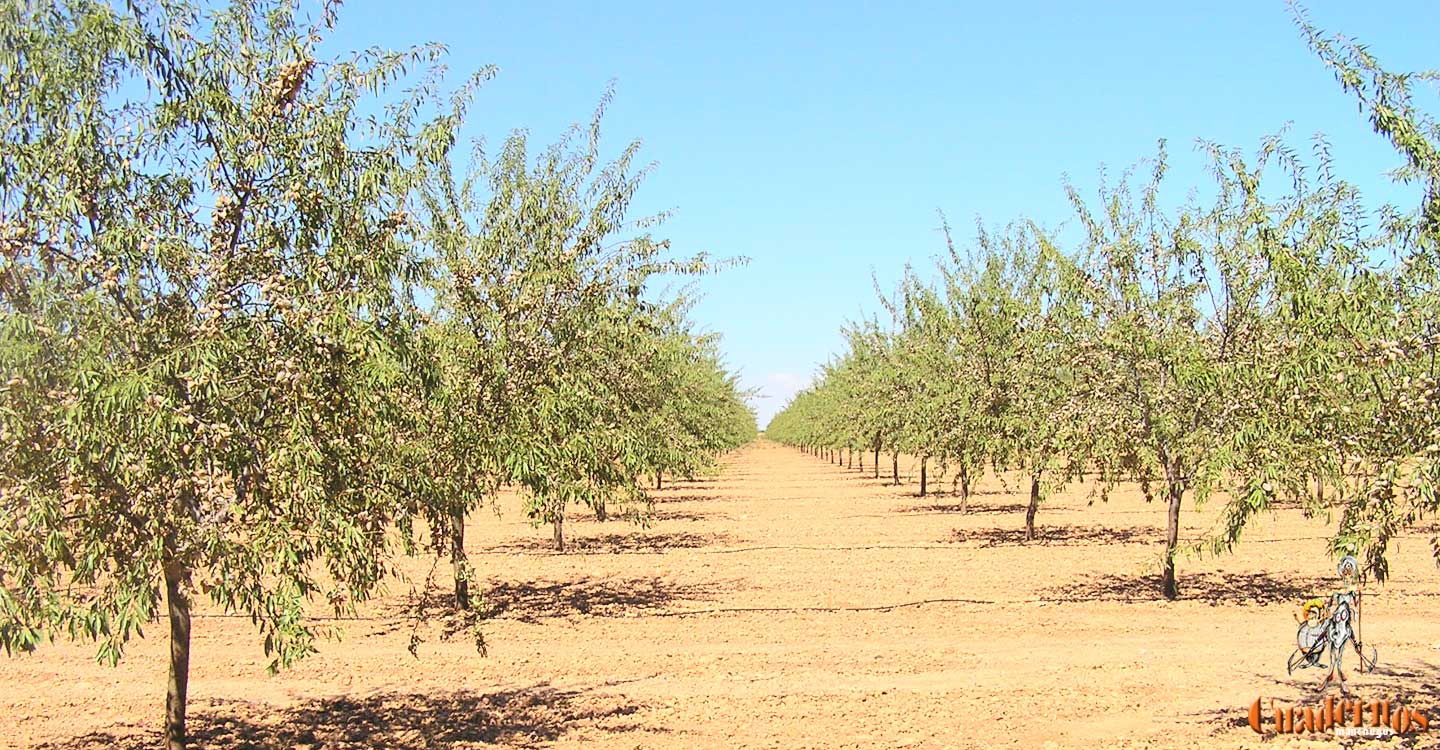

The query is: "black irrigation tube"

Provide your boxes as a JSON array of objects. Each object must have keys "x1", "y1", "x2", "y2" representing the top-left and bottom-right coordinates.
[
  {"x1": 470, "y1": 537, "x2": 1364, "y2": 556},
  {"x1": 187, "y1": 585, "x2": 1440, "y2": 625},
  {"x1": 639, "y1": 586, "x2": 1440, "y2": 619},
  {"x1": 699, "y1": 544, "x2": 963, "y2": 554},
  {"x1": 468, "y1": 543, "x2": 967, "y2": 557},
  {"x1": 643, "y1": 598, "x2": 1007, "y2": 617},
  {"x1": 185, "y1": 596, "x2": 1018, "y2": 624}
]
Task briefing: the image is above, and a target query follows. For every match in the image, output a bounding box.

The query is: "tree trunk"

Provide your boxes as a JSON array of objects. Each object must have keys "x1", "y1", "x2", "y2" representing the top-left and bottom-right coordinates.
[
  {"x1": 874, "y1": 435, "x2": 881, "y2": 480},
  {"x1": 553, "y1": 510, "x2": 566, "y2": 552},
  {"x1": 1314, "y1": 475, "x2": 1324, "y2": 505},
  {"x1": 959, "y1": 463, "x2": 971, "y2": 512},
  {"x1": 919, "y1": 457, "x2": 928, "y2": 497},
  {"x1": 891, "y1": 452, "x2": 899, "y2": 486},
  {"x1": 858, "y1": 448, "x2": 864, "y2": 472},
  {"x1": 451, "y1": 506, "x2": 470, "y2": 610},
  {"x1": 164, "y1": 562, "x2": 192, "y2": 750},
  {"x1": 1162, "y1": 475, "x2": 1183, "y2": 600},
  {"x1": 1024, "y1": 473, "x2": 1041, "y2": 541},
  {"x1": 656, "y1": 470, "x2": 662, "y2": 490}
]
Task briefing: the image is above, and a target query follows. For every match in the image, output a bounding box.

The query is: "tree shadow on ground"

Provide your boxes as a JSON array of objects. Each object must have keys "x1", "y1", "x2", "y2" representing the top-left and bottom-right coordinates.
[
  {"x1": 40, "y1": 683, "x2": 658, "y2": 750},
  {"x1": 663, "y1": 481, "x2": 717, "y2": 491},
  {"x1": 484, "y1": 530, "x2": 736, "y2": 554},
  {"x1": 371, "y1": 574, "x2": 728, "y2": 638},
  {"x1": 947, "y1": 524, "x2": 1162, "y2": 547},
  {"x1": 1185, "y1": 705, "x2": 1254, "y2": 736},
  {"x1": 649, "y1": 494, "x2": 713, "y2": 505},
  {"x1": 897, "y1": 499, "x2": 1024, "y2": 515},
  {"x1": 645, "y1": 508, "x2": 726, "y2": 523},
  {"x1": 906, "y1": 485, "x2": 1010, "y2": 497},
  {"x1": 481, "y1": 575, "x2": 731, "y2": 622},
  {"x1": 1044, "y1": 571, "x2": 1327, "y2": 606},
  {"x1": 1263, "y1": 657, "x2": 1440, "y2": 694},
  {"x1": 366, "y1": 588, "x2": 483, "y2": 642},
  {"x1": 841, "y1": 475, "x2": 906, "y2": 486}
]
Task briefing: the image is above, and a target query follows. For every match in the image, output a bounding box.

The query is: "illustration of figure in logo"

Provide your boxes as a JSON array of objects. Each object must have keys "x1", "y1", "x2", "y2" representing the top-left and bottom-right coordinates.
[{"x1": 1287, "y1": 555, "x2": 1378, "y2": 694}]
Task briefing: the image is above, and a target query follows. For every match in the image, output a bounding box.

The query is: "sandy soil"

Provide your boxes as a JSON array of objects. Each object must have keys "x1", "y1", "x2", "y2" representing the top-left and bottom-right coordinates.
[{"x1": 3, "y1": 438, "x2": 1439, "y2": 749}]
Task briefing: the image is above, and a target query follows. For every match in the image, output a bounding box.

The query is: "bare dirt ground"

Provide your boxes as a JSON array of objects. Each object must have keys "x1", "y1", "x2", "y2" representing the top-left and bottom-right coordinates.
[{"x1": 4, "y1": 438, "x2": 1440, "y2": 749}]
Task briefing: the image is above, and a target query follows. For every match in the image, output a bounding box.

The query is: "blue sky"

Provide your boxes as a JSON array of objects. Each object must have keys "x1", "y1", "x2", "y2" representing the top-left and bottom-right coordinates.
[{"x1": 330, "y1": 1, "x2": 1434, "y2": 426}]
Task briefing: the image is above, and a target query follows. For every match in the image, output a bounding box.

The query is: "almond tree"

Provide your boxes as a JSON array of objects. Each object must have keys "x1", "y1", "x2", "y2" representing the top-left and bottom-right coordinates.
[
  {"x1": 414, "y1": 101, "x2": 751, "y2": 556},
  {"x1": 412, "y1": 95, "x2": 650, "y2": 595},
  {"x1": 922, "y1": 225, "x2": 1004, "y2": 510},
  {"x1": 769, "y1": 322, "x2": 890, "y2": 473},
  {"x1": 836, "y1": 322, "x2": 893, "y2": 476},
  {"x1": 1207, "y1": 9, "x2": 1440, "y2": 582},
  {"x1": 514, "y1": 298, "x2": 752, "y2": 551},
  {"x1": 0, "y1": 2, "x2": 452, "y2": 746},
  {"x1": 1064, "y1": 144, "x2": 1282, "y2": 599},
  {"x1": 1292, "y1": 9, "x2": 1440, "y2": 581},
  {"x1": 962, "y1": 225, "x2": 1092, "y2": 539},
  {"x1": 887, "y1": 271, "x2": 949, "y2": 496},
  {"x1": 865, "y1": 321, "x2": 911, "y2": 485},
  {"x1": 631, "y1": 317, "x2": 757, "y2": 502}
]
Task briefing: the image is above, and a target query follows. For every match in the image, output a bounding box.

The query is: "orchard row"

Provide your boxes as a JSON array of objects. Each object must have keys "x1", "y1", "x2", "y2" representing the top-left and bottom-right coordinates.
[
  {"x1": 0, "y1": 2, "x2": 753, "y2": 748},
  {"x1": 767, "y1": 10, "x2": 1439, "y2": 601}
]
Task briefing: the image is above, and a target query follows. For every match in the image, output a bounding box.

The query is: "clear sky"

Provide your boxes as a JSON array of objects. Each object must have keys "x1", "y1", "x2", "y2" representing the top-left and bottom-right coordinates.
[{"x1": 328, "y1": 1, "x2": 1435, "y2": 427}]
